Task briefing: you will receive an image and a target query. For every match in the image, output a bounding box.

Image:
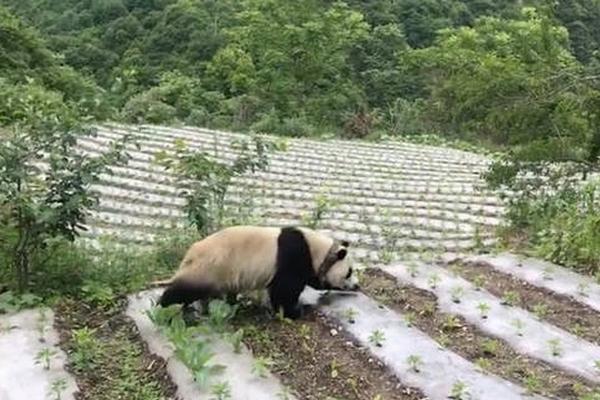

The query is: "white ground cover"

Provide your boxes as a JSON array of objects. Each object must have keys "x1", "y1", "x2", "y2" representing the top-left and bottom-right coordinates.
[
  {"x1": 380, "y1": 262, "x2": 600, "y2": 382},
  {"x1": 447, "y1": 253, "x2": 600, "y2": 312},
  {"x1": 126, "y1": 289, "x2": 295, "y2": 400},
  {"x1": 0, "y1": 309, "x2": 78, "y2": 400},
  {"x1": 298, "y1": 288, "x2": 545, "y2": 400}
]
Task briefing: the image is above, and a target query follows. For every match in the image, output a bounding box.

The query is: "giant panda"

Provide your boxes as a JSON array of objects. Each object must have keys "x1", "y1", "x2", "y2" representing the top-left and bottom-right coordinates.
[{"x1": 152, "y1": 225, "x2": 359, "y2": 319}]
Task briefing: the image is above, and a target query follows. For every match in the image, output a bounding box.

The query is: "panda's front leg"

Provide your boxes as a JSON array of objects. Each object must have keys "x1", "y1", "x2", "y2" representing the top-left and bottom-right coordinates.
[{"x1": 268, "y1": 283, "x2": 304, "y2": 320}]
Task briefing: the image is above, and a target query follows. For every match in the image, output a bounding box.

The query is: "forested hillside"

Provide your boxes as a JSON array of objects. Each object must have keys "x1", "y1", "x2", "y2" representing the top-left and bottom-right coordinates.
[{"x1": 2, "y1": 1, "x2": 599, "y2": 147}]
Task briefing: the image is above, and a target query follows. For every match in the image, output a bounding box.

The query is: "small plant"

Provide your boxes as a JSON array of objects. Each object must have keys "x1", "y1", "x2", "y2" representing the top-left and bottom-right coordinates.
[
  {"x1": 577, "y1": 282, "x2": 590, "y2": 297},
  {"x1": 480, "y1": 339, "x2": 500, "y2": 356},
  {"x1": 542, "y1": 266, "x2": 555, "y2": 280},
  {"x1": 475, "y1": 357, "x2": 491, "y2": 371},
  {"x1": 302, "y1": 191, "x2": 337, "y2": 229},
  {"x1": 277, "y1": 388, "x2": 294, "y2": 400},
  {"x1": 210, "y1": 381, "x2": 232, "y2": 400},
  {"x1": 368, "y1": 329, "x2": 386, "y2": 347},
  {"x1": 594, "y1": 360, "x2": 600, "y2": 374},
  {"x1": 501, "y1": 290, "x2": 520, "y2": 306},
  {"x1": 437, "y1": 333, "x2": 450, "y2": 348},
  {"x1": 406, "y1": 262, "x2": 419, "y2": 278},
  {"x1": 71, "y1": 327, "x2": 101, "y2": 372},
  {"x1": 298, "y1": 324, "x2": 311, "y2": 340},
  {"x1": 428, "y1": 273, "x2": 441, "y2": 289},
  {"x1": 511, "y1": 319, "x2": 525, "y2": 336},
  {"x1": 207, "y1": 299, "x2": 238, "y2": 331},
  {"x1": 252, "y1": 356, "x2": 274, "y2": 378},
  {"x1": 35, "y1": 348, "x2": 57, "y2": 370},
  {"x1": 449, "y1": 380, "x2": 469, "y2": 399},
  {"x1": 524, "y1": 373, "x2": 542, "y2": 394},
  {"x1": 404, "y1": 312, "x2": 416, "y2": 327},
  {"x1": 330, "y1": 360, "x2": 340, "y2": 378},
  {"x1": 532, "y1": 303, "x2": 549, "y2": 320},
  {"x1": 548, "y1": 338, "x2": 562, "y2": 357},
  {"x1": 442, "y1": 315, "x2": 462, "y2": 331},
  {"x1": 81, "y1": 281, "x2": 115, "y2": 308},
  {"x1": 342, "y1": 308, "x2": 358, "y2": 324},
  {"x1": 406, "y1": 354, "x2": 423, "y2": 373},
  {"x1": 572, "y1": 323, "x2": 584, "y2": 336},
  {"x1": 226, "y1": 329, "x2": 244, "y2": 354},
  {"x1": 476, "y1": 302, "x2": 490, "y2": 319},
  {"x1": 450, "y1": 286, "x2": 464, "y2": 303},
  {"x1": 49, "y1": 378, "x2": 67, "y2": 400},
  {"x1": 472, "y1": 275, "x2": 485, "y2": 291}
]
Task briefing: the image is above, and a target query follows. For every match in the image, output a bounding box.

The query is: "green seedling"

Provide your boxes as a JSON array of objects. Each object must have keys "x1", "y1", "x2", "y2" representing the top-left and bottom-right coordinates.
[
  {"x1": 404, "y1": 312, "x2": 416, "y2": 327},
  {"x1": 577, "y1": 282, "x2": 590, "y2": 297},
  {"x1": 49, "y1": 378, "x2": 67, "y2": 400},
  {"x1": 450, "y1": 287, "x2": 464, "y2": 303},
  {"x1": 472, "y1": 275, "x2": 485, "y2": 291},
  {"x1": 476, "y1": 302, "x2": 490, "y2": 319},
  {"x1": 71, "y1": 327, "x2": 101, "y2": 372},
  {"x1": 548, "y1": 338, "x2": 562, "y2": 357},
  {"x1": 252, "y1": 356, "x2": 274, "y2": 378},
  {"x1": 406, "y1": 354, "x2": 423, "y2": 373},
  {"x1": 428, "y1": 273, "x2": 441, "y2": 289},
  {"x1": 35, "y1": 348, "x2": 57, "y2": 370},
  {"x1": 449, "y1": 380, "x2": 469, "y2": 400},
  {"x1": 330, "y1": 360, "x2": 340, "y2": 378},
  {"x1": 406, "y1": 263, "x2": 419, "y2": 278},
  {"x1": 501, "y1": 290, "x2": 520, "y2": 306},
  {"x1": 342, "y1": 308, "x2": 358, "y2": 324},
  {"x1": 594, "y1": 360, "x2": 600, "y2": 373},
  {"x1": 572, "y1": 323, "x2": 584, "y2": 336},
  {"x1": 532, "y1": 303, "x2": 549, "y2": 320},
  {"x1": 276, "y1": 388, "x2": 294, "y2": 400},
  {"x1": 542, "y1": 266, "x2": 555, "y2": 280},
  {"x1": 511, "y1": 319, "x2": 525, "y2": 336},
  {"x1": 211, "y1": 382, "x2": 232, "y2": 400},
  {"x1": 368, "y1": 330, "x2": 386, "y2": 347},
  {"x1": 226, "y1": 329, "x2": 244, "y2": 354}
]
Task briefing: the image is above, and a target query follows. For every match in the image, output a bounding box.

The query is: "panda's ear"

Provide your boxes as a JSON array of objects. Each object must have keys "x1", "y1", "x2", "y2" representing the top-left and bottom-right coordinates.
[
  {"x1": 336, "y1": 248, "x2": 347, "y2": 260},
  {"x1": 341, "y1": 240, "x2": 350, "y2": 248}
]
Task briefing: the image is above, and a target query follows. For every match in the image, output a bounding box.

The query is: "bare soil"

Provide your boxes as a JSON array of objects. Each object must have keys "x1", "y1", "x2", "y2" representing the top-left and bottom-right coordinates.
[
  {"x1": 361, "y1": 269, "x2": 599, "y2": 400},
  {"x1": 449, "y1": 260, "x2": 600, "y2": 346},
  {"x1": 54, "y1": 298, "x2": 178, "y2": 400},
  {"x1": 231, "y1": 303, "x2": 424, "y2": 400}
]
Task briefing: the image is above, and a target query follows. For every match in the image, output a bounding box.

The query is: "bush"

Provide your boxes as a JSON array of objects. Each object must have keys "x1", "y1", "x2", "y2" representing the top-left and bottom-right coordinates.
[{"x1": 121, "y1": 90, "x2": 177, "y2": 124}]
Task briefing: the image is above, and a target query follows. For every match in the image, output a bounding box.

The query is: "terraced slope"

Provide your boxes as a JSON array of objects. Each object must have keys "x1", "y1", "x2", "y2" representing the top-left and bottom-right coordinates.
[{"x1": 79, "y1": 123, "x2": 502, "y2": 261}]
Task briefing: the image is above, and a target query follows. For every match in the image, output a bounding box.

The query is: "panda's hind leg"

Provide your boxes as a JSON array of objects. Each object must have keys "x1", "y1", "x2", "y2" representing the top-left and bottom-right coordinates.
[
  {"x1": 268, "y1": 284, "x2": 303, "y2": 319},
  {"x1": 158, "y1": 279, "x2": 219, "y2": 309}
]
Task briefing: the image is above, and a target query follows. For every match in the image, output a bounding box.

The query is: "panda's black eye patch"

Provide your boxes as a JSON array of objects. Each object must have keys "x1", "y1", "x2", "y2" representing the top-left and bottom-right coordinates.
[{"x1": 345, "y1": 268, "x2": 353, "y2": 279}]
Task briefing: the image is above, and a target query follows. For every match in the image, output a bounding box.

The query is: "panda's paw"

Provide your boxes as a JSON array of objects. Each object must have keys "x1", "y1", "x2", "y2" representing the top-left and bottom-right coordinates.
[{"x1": 283, "y1": 304, "x2": 303, "y2": 320}]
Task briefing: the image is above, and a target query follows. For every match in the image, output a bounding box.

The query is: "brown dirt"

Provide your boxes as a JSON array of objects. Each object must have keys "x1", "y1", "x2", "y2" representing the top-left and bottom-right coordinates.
[
  {"x1": 361, "y1": 269, "x2": 600, "y2": 400},
  {"x1": 54, "y1": 298, "x2": 178, "y2": 400},
  {"x1": 231, "y1": 303, "x2": 423, "y2": 400},
  {"x1": 449, "y1": 260, "x2": 600, "y2": 346}
]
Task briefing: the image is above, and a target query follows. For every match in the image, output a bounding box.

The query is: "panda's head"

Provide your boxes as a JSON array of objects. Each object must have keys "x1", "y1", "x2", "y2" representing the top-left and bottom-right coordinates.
[{"x1": 319, "y1": 241, "x2": 359, "y2": 291}]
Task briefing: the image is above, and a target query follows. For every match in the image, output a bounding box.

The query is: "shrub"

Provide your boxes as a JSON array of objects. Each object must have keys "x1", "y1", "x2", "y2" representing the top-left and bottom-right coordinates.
[{"x1": 121, "y1": 90, "x2": 177, "y2": 124}]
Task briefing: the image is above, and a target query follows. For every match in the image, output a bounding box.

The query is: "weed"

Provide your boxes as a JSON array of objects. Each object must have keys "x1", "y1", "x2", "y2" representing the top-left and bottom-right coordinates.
[
  {"x1": 572, "y1": 323, "x2": 584, "y2": 336},
  {"x1": 330, "y1": 360, "x2": 340, "y2": 378},
  {"x1": 252, "y1": 356, "x2": 274, "y2": 378},
  {"x1": 81, "y1": 281, "x2": 115, "y2": 308},
  {"x1": 0, "y1": 291, "x2": 41, "y2": 313},
  {"x1": 35, "y1": 348, "x2": 57, "y2": 370},
  {"x1": 406, "y1": 354, "x2": 423, "y2": 373},
  {"x1": 368, "y1": 329, "x2": 386, "y2": 347},
  {"x1": 342, "y1": 308, "x2": 358, "y2": 324},
  {"x1": 475, "y1": 357, "x2": 491, "y2": 371},
  {"x1": 501, "y1": 290, "x2": 520, "y2": 306},
  {"x1": 210, "y1": 382, "x2": 232, "y2": 400},
  {"x1": 480, "y1": 339, "x2": 500, "y2": 356},
  {"x1": 302, "y1": 191, "x2": 336, "y2": 229},
  {"x1": 71, "y1": 327, "x2": 102, "y2": 372},
  {"x1": 298, "y1": 324, "x2": 311, "y2": 340},
  {"x1": 511, "y1": 319, "x2": 525, "y2": 336},
  {"x1": 449, "y1": 380, "x2": 469, "y2": 399},
  {"x1": 532, "y1": 303, "x2": 549, "y2": 320},
  {"x1": 428, "y1": 273, "x2": 441, "y2": 289},
  {"x1": 450, "y1": 287, "x2": 464, "y2": 303},
  {"x1": 442, "y1": 315, "x2": 461, "y2": 331},
  {"x1": 548, "y1": 338, "x2": 562, "y2": 357},
  {"x1": 49, "y1": 378, "x2": 67, "y2": 400},
  {"x1": 276, "y1": 388, "x2": 294, "y2": 400},
  {"x1": 437, "y1": 333, "x2": 451, "y2": 348},
  {"x1": 594, "y1": 360, "x2": 600, "y2": 373},
  {"x1": 476, "y1": 302, "x2": 490, "y2": 319},
  {"x1": 524, "y1": 373, "x2": 542, "y2": 394}
]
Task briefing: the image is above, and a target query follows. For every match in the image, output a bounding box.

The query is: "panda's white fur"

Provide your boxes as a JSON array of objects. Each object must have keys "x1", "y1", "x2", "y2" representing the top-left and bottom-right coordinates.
[{"x1": 154, "y1": 225, "x2": 357, "y2": 319}]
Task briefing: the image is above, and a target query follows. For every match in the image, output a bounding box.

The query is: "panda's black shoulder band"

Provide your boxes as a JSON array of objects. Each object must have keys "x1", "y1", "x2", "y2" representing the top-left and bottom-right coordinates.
[{"x1": 317, "y1": 242, "x2": 341, "y2": 280}]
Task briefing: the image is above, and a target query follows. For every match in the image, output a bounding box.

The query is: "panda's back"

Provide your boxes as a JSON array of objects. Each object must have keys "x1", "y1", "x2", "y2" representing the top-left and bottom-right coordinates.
[{"x1": 178, "y1": 226, "x2": 281, "y2": 291}]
